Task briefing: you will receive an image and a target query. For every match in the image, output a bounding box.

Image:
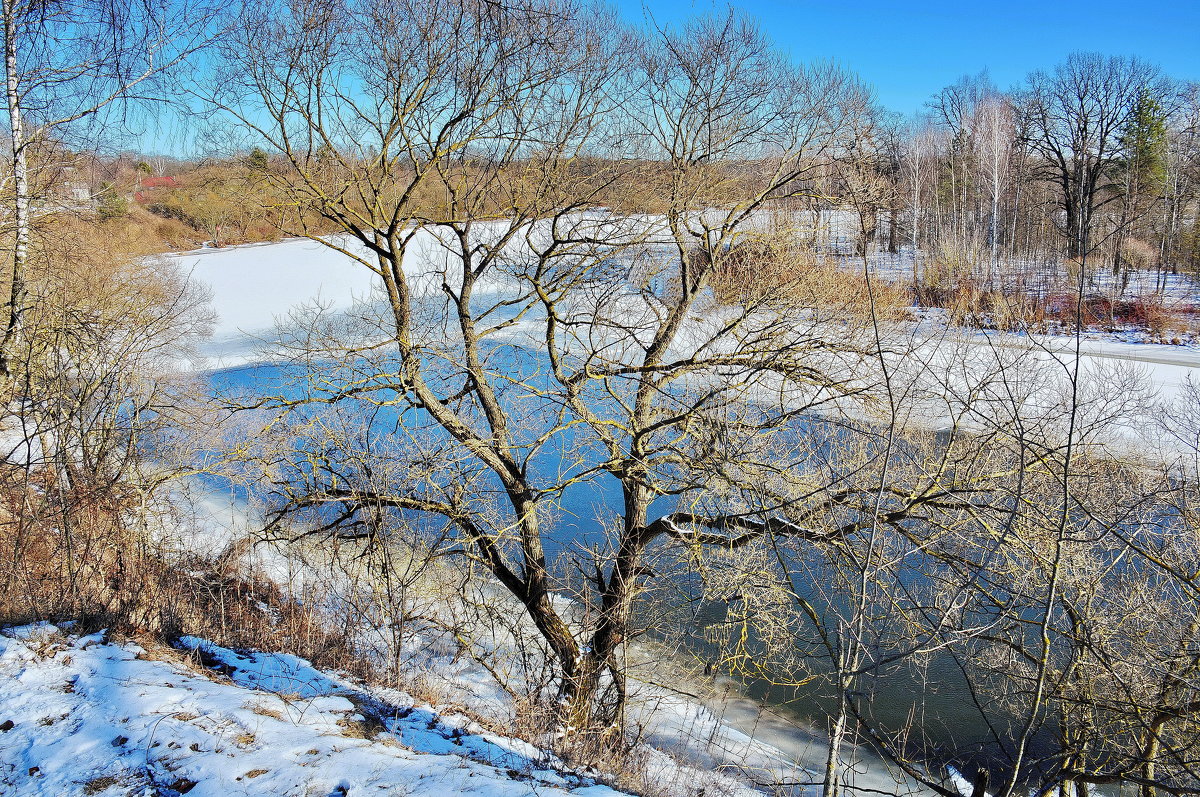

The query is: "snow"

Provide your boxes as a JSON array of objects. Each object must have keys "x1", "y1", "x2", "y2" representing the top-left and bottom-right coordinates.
[
  {"x1": 0, "y1": 623, "x2": 632, "y2": 797},
  {"x1": 169, "y1": 238, "x2": 379, "y2": 367},
  {"x1": 0, "y1": 409, "x2": 43, "y2": 468},
  {"x1": 0, "y1": 619, "x2": 918, "y2": 796},
  {"x1": 170, "y1": 228, "x2": 522, "y2": 369}
]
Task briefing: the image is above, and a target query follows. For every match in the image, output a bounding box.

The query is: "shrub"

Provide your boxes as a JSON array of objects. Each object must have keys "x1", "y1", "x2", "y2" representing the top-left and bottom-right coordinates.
[
  {"x1": 1119, "y1": 237, "x2": 1159, "y2": 271},
  {"x1": 702, "y1": 239, "x2": 907, "y2": 319},
  {"x1": 96, "y1": 191, "x2": 128, "y2": 221}
]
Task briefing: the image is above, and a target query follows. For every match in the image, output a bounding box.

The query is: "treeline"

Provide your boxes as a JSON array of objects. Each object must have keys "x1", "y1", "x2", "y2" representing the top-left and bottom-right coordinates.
[{"x1": 35, "y1": 53, "x2": 1200, "y2": 298}]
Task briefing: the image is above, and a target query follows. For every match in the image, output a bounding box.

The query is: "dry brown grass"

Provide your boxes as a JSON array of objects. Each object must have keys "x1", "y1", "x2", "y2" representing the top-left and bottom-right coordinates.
[
  {"x1": 705, "y1": 240, "x2": 909, "y2": 320},
  {"x1": 0, "y1": 464, "x2": 369, "y2": 680},
  {"x1": 910, "y1": 247, "x2": 1191, "y2": 338},
  {"x1": 95, "y1": 206, "x2": 204, "y2": 254},
  {"x1": 82, "y1": 775, "x2": 121, "y2": 795}
]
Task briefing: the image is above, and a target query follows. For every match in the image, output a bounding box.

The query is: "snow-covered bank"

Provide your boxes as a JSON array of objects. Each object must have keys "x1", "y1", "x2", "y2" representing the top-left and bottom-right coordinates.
[
  {"x1": 174, "y1": 234, "x2": 1200, "y2": 432},
  {"x1": 170, "y1": 238, "x2": 378, "y2": 367},
  {"x1": 0, "y1": 623, "x2": 635, "y2": 797},
  {"x1": 171, "y1": 227, "x2": 537, "y2": 369}
]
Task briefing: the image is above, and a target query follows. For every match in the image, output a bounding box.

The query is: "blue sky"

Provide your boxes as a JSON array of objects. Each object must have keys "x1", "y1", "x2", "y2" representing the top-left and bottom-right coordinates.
[{"x1": 613, "y1": 0, "x2": 1200, "y2": 117}]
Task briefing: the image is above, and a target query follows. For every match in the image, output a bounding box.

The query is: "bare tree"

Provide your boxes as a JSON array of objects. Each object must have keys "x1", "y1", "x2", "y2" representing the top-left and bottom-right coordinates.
[
  {"x1": 1162, "y1": 83, "x2": 1200, "y2": 277},
  {"x1": 1018, "y1": 53, "x2": 1170, "y2": 260},
  {"x1": 207, "y1": 0, "x2": 993, "y2": 751},
  {"x1": 974, "y1": 94, "x2": 1016, "y2": 267},
  {"x1": 0, "y1": 0, "x2": 214, "y2": 378},
  {"x1": 210, "y1": 0, "x2": 638, "y2": 737}
]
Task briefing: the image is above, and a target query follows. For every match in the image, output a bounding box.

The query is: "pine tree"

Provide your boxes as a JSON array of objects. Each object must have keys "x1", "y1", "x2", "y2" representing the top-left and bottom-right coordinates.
[
  {"x1": 1115, "y1": 87, "x2": 1169, "y2": 276},
  {"x1": 245, "y1": 148, "x2": 269, "y2": 173},
  {"x1": 1121, "y1": 87, "x2": 1168, "y2": 198}
]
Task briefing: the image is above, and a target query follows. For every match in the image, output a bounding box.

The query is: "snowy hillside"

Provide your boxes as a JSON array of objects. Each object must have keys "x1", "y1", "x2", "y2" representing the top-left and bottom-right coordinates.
[{"x1": 0, "y1": 623, "x2": 633, "y2": 797}]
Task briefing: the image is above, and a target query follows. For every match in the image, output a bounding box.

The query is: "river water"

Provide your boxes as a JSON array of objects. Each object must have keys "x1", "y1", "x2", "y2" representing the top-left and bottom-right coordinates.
[{"x1": 199, "y1": 355, "x2": 1084, "y2": 797}]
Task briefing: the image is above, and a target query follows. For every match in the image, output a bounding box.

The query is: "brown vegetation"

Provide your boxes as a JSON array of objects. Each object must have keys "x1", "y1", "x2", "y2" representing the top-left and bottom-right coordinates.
[
  {"x1": 705, "y1": 238, "x2": 909, "y2": 319},
  {"x1": 0, "y1": 467, "x2": 358, "y2": 672}
]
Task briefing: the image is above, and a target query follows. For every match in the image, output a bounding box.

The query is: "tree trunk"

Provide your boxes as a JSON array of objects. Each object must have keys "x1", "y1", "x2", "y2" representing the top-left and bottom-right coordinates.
[
  {"x1": 561, "y1": 485, "x2": 653, "y2": 738},
  {"x1": 969, "y1": 768, "x2": 990, "y2": 797},
  {"x1": 888, "y1": 202, "x2": 898, "y2": 254},
  {"x1": 1063, "y1": 197, "x2": 1082, "y2": 261},
  {"x1": 823, "y1": 705, "x2": 847, "y2": 797},
  {"x1": 989, "y1": 190, "x2": 1000, "y2": 268},
  {"x1": 1, "y1": 0, "x2": 29, "y2": 380},
  {"x1": 1141, "y1": 734, "x2": 1159, "y2": 797}
]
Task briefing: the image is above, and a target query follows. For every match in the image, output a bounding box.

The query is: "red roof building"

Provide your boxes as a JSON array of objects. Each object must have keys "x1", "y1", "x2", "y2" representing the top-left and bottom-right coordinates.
[{"x1": 134, "y1": 175, "x2": 178, "y2": 203}]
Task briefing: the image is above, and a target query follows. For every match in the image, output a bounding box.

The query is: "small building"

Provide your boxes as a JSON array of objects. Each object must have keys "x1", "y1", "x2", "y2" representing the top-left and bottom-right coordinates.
[{"x1": 66, "y1": 182, "x2": 91, "y2": 203}]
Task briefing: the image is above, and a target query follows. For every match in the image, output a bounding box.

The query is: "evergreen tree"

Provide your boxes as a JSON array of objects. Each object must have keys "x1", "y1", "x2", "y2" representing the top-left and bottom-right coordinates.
[
  {"x1": 245, "y1": 147, "x2": 269, "y2": 173},
  {"x1": 1120, "y1": 86, "x2": 1168, "y2": 199}
]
